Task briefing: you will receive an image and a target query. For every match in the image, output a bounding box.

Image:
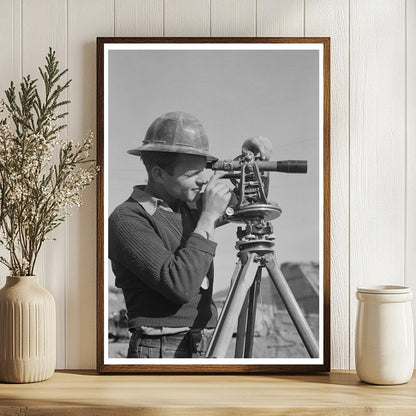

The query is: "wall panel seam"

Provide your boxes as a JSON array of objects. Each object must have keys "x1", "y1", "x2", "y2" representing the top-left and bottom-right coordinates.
[
  {"x1": 20, "y1": 0, "x2": 23, "y2": 77},
  {"x1": 209, "y1": 0, "x2": 211, "y2": 37},
  {"x1": 20, "y1": 0, "x2": 23, "y2": 80},
  {"x1": 303, "y1": 0, "x2": 305, "y2": 37},
  {"x1": 404, "y1": 0, "x2": 407, "y2": 284},
  {"x1": 348, "y1": 0, "x2": 351, "y2": 370},
  {"x1": 65, "y1": 0, "x2": 69, "y2": 369}
]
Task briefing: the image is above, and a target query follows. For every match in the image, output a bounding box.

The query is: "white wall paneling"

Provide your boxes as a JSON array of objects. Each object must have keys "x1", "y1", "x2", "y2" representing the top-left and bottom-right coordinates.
[
  {"x1": 115, "y1": 0, "x2": 163, "y2": 37},
  {"x1": 67, "y1": 0, "x2": 114, "y2": 369},
  {"x1": 0, "y1": 0, "x2": 22, "y2": 285},
  {"x1": 0, "y1": 0, "x2": 414, "y2": 369},
  {"x1": 406, "y1": 0, "x2": 416, "y2": 364},
  {"x1": 164, "y1": 0, "x2": 210, "y2": 37},
  {"x1": 0, "y1": 0, "x2": 21, "y2": 97},
  {"x1": 305, "y1": 0, "x2": 350, "y2": 370},
  {"x1": 257, "y1": 0, "x2": 304, "y2": 37},
  {"x1": 211, "y1": 0, "x2": 255, "y2": 37},
  {"x1": 22, "y1": 0, "x2": 68, "y2": 369},
  {"x1": 349, "y1": 0, "x2": 406, "y2": 368}
]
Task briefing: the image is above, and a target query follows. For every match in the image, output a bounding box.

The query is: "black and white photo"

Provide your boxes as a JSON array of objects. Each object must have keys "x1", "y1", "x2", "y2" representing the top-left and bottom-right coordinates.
[{"x1": 97, "y1": 38, "x2": 330, "y2": 373}]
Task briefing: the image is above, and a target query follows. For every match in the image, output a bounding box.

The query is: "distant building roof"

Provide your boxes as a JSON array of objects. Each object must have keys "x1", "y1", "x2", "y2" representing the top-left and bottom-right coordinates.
[{"x1": 213, "y1": 261, "x2": 319, "y2": 315}]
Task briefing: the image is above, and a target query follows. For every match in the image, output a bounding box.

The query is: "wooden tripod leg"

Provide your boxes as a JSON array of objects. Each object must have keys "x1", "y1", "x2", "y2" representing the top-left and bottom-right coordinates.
[
  {"x1": 235, "y1": 293, "x2": 249, "y2": 358},
  {"x1": 205, "y1": 253, "x2": 259, "y2": 358},
  {"x1": 244, "y1": 267, "x2": 262, "y2": 358},
  {"x1": 264, "y1": 253, "x2": 319, "y2": 358}
]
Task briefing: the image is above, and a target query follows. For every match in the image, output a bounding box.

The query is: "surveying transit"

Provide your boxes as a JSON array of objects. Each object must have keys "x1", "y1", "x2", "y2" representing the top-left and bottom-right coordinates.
[{"x1": 205, "y1": 150, "x2": 319, "y2": 358}]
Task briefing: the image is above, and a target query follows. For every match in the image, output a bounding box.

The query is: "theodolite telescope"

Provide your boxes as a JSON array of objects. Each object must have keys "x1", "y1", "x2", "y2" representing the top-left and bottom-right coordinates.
[
  {"x1": 207, "y1": 158, "x2": 307, "y2": 174},
  {"x1": 206, "y1": 152, "x2": 307, "y2": 223}
]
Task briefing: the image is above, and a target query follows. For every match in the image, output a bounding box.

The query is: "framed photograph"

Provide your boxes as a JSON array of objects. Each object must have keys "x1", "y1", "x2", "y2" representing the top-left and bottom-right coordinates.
[{"x1": 97, "y1": 37, "x2": 330, "y2": 373}]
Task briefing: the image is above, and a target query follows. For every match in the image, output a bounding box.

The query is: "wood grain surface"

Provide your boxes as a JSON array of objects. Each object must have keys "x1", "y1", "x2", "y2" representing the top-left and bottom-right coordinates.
[
  {"x1": 0, "y1": 371, "x2": 415, "y2": 415},
  {"x1": 305, "y1": 0, "x2": 349, "y2": 371},
  {"x1": 257, "y1": 0, "x2": 304, "y2": 37},
  {"x1": 349, "y1": 0, "x2": 406, "y2": 369},
  {"x1": 67, "y1": 0, "x2": 114, "y2": 370},
  {"x1": 165, "y1": 0, "x2": 210, "y2": 37},
  {"x1": 406, "y1": 0, "x2": 416, "y2": 367},
  {"x1": 115, "y1": 0, "x2": 163, "y2": 37},
  {"x1": 211, "y1": 0, "x2": 256, "y2": 37}
]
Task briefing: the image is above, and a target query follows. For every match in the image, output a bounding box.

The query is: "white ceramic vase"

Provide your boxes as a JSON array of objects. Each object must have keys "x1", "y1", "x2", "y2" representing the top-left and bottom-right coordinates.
[
  {"x1": 0, "y1": 276, "x2": 56, "y2": 383},
  {"x1": 355, "y1": 285, "x2": 414, "y2": 385}
]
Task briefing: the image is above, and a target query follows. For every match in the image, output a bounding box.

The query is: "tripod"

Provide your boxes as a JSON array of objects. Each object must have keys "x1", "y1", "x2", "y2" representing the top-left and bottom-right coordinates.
[{"x1": 205, "y1": 220, "x2": 319, "y2": 359}]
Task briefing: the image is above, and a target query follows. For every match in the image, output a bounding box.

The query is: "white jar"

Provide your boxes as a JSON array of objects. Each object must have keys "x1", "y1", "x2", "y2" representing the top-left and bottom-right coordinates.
[{"x1": 355, "y1": 285, "x2": 414, "y2": 385}]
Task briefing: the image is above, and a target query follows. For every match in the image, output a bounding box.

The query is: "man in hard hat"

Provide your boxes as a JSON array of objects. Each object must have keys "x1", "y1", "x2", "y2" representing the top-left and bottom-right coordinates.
[{"x1": 109, "y1": 111, "x2": 271, "y2": 358}]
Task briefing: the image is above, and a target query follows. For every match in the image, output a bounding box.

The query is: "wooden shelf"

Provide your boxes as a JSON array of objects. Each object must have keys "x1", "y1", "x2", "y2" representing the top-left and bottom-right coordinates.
[{"x1": 0, "y1": 370, "x2": 415, "y2": 415}]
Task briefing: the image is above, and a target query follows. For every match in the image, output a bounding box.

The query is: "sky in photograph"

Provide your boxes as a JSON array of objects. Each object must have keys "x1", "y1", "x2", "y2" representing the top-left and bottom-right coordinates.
[{"x1": 107, "y1": 47, "x2": 320, "y2": 293}]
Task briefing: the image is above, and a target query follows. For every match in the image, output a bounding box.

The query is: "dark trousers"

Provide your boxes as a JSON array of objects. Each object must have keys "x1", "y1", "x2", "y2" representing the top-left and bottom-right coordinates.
[{"x1": 127, "y1": 328, "x2": 214, "y2": 358}]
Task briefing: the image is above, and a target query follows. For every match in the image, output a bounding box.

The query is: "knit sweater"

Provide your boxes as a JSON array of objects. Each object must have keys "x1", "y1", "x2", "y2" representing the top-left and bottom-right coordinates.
[{"x1": 108, "y1": 186, "x2": 218, "y2": 329}]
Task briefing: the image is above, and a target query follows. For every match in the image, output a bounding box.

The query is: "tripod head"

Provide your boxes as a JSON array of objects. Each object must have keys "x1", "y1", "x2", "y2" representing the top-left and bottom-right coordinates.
[{"x1": 206, "y1": 151, "x2": 307, "y2": 224}]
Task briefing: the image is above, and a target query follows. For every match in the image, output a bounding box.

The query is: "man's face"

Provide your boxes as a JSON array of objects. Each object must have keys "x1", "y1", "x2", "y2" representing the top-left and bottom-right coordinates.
[{"x1": 161, "y1": 154, "x2": 208, "y2": 203}]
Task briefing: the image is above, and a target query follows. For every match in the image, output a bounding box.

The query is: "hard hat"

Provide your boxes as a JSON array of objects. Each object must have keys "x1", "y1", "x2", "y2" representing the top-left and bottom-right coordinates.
[{"x1": 127, "y1": 111, "x2": 217, "y2": 161}]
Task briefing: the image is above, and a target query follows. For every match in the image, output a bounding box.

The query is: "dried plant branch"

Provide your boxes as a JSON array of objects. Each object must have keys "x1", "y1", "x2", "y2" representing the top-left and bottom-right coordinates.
[{"x1": 0, "y1": 48, "x2": 97, "y2": 276}]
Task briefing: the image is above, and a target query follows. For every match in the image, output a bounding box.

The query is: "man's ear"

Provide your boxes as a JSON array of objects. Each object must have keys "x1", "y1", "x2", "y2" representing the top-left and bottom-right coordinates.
[{"x1": 150, "y1": 166, "x2": 165, "y2": 184}]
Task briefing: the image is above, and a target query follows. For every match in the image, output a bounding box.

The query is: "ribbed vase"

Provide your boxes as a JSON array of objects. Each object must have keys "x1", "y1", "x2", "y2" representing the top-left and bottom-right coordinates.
[{"x1": 0, "y1": 276, "x2": 56, "y2": 383}]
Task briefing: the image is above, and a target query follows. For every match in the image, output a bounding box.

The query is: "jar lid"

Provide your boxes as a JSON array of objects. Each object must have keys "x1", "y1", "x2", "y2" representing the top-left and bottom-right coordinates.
[{"x1": 357, "y1": 285, "x2": 411, "y2": 294}]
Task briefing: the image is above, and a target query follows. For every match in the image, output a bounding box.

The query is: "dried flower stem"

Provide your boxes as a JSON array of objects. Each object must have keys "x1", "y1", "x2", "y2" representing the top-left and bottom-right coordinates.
[{"x1": 0, "y1": 48, "x2": 97, "y2": 276}]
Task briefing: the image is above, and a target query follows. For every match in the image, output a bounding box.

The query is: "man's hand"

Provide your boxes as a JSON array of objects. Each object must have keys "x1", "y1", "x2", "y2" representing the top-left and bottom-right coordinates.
[
  {"x1": 242, "y1": 136, "x2": 273, "y2": 161},
  {"x1": 201, "y1": 172, "x2": 232, "y2": 221},
  {"x1": 195, "y1": 172, "x2": 232, "y2": 240}
]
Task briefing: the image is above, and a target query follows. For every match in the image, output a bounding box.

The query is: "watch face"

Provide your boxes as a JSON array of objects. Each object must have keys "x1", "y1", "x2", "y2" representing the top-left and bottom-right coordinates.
[{"x1": 201, "y1": 276, "x2": 210, "y2": 290}]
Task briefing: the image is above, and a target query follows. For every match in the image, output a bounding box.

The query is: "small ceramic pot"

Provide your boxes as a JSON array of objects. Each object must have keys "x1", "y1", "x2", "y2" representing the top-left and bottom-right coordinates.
[{"x1": 355, "y1": 285, "x2": 414, "y2": 385}]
